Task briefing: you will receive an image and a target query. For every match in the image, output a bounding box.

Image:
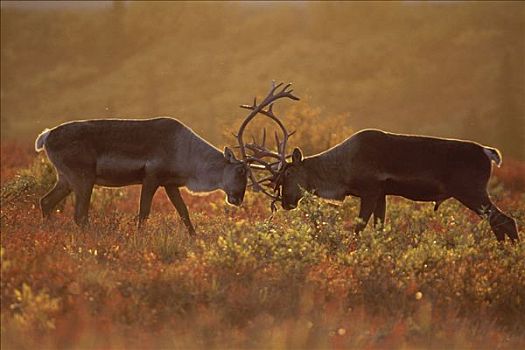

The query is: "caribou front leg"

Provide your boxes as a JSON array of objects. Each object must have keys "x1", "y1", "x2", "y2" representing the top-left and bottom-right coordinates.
[
  {"x1": 373, "y1": 195, "x2": 386, "y2": 228},
  {"x1": 165, "y1": 185, "x2": 196, "y2": 236},
  {"x1": 355, "y1": 193, "x2": 381, "y2": 234}
]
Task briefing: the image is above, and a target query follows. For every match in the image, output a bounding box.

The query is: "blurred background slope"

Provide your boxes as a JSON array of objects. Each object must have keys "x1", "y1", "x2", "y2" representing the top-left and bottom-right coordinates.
[{"x1": 1, "y1": 1, "x2": 524, "y2": 159}]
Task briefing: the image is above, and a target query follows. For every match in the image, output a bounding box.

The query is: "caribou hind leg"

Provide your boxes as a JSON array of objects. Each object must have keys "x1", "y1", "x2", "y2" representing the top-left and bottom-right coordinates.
[
  {"x1": 488, "y1": 207, "x2": 519, "y2": 242},
  {"x1": 70, "y1": 177, "x2": 95, "y2": 227},
  {"x1": 40, "y1": 174, "x2": 71, "y2": 218},
  {"x1": 165, "y1": 184, "x2": 196, "y2": 236},
  {"x1": 454, "y1": 191, "x2": 519, "y2": 242},
  {"x1": 47, "y1": 151, "x2": 96, "y2": 227}
]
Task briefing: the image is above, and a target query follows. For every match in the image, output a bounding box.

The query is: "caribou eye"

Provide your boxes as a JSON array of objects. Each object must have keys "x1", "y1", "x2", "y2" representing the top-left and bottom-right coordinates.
[
  {"x1": 237, "y1": 167, "x2": 246, "y2": 176},
  {"x1": 285, "y1": 169, "x2": 291, "y2": 177}
]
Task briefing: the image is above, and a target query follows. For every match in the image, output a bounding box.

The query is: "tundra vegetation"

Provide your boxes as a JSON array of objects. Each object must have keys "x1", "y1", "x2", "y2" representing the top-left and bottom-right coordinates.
[{"x1": 1, "y1": 108, "x2": 524, "y2": 348}]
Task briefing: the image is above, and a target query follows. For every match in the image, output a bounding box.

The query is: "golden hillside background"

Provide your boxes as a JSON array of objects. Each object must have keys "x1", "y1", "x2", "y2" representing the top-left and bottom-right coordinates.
[{"x1": 1, "y1": 1, "x2": 524, "y2": 158}]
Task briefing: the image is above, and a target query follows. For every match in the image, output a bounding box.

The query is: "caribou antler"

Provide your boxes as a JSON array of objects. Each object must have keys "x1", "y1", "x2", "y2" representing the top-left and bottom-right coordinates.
[
  {"x1": 242, "y1": 109, "x2": 296, "y2": 170},
  {"x1": 235, "y1": 81, "x2": 299, "y2": 200}
]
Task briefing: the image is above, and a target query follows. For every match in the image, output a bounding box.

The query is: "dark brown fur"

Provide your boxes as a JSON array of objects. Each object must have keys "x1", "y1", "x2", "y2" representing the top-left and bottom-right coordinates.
[
  {"x1": 35, "y1": 117, "x2": 247, "y2": 234},
  {"x1": 281, "y1": 129, "x2": 519, "y2": 242}
]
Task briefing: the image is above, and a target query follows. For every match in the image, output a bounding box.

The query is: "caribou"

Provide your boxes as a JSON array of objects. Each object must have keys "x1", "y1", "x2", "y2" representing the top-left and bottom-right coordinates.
[
  {"x1": 35, "y1": 117, "x2": 249, "y2": 235},
  {"x1": 34, "y1": 82, "x2": 300, "y2": 235},
  {"x1": 243, "y1": 85, "x2": 519, "y2": 242}
]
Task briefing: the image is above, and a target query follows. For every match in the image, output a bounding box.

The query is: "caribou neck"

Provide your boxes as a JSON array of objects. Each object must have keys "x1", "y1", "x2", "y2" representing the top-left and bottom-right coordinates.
[
  {"x1": 184, "y1": 136, "x2": 226, "y2": 193},
  {"x1": 303, "y1": 154, "x2": 347, "y2": 201}
]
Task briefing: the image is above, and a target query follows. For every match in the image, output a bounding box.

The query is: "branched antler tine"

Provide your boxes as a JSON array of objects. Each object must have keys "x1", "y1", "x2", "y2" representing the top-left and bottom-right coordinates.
[
  {"x1": 249, "y1": 175, "x2": 277, "y2": 191},
  {"x1": 245, "y1": 157, "x2": 279, "y2": 174},
  {"x1": 244, "y1": 144, "x2": 257, "y2": 153},
  {"x1": 281, "y1": 83, "x2": 292, "y2": 93},
  {"x1": 278, "y1": 83, "x2": 300, "y2": 101},
  {"x1": 254, "y1": 106, "x2": 291, "y2": 168},
  {"x1": 256, "y1": 175, "x2": 275, "y2": 183},
  {"x1": 268, "y1": 153, "x2": 293, "y2": 164},
  {"x1": 237, "y1": 101, "x2": 268, "y2": 191},
  {"x1": 248, "y1": 181, "x2": 273, "y2": 192},
  {"x1": 257, "y1": 175, "x2": 274, "y2": 185},
  {"x1": 256, "y1": 179, "x2": 272, "y2": 186},
  {"x1": 237, "y1": 82, "x2": 300, "y2": 204},
  {"x1": 274, "y1": 131, "x2": 281, "y2": 154},
  {"x1": 289, "y1": 130, "x2": 296, "y2": 137},
  {"x1": 245, "y1": 145, "x2": 281, "y2": 160},
  {"x1": 269, "y1": 81, "x2": 284, "y2": 96}
]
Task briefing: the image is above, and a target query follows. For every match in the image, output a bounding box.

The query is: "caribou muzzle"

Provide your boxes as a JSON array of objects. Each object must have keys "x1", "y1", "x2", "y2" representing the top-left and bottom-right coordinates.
[
  {"x1": 227, "y1": 193, "x2": 244, "y2": 206},
  {"x1": 281, "y1": 201, "x2": 297, "y2": 210}
]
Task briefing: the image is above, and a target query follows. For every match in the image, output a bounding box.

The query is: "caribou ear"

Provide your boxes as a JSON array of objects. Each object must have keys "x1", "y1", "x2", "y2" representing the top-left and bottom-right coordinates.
[
  {"x1": 224, "y1": 147, "x2": 237, "y2": 163},
  {"x1": 292, "y1": 147, "x2": 303, "y2": 164}
]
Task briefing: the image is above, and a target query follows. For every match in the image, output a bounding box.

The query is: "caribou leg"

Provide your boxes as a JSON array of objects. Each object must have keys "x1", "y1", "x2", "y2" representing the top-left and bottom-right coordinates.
[
  {"x1": 40, "y1": 174, "x2": 71, "y2": 218},
  {"x1": 138, "y1": 178, "x2": 159, "y2": 227},
  {"x1": 455, "y1": 191, "x2": 518, "y2": 242},
  {"x1": 70, "y1": 177, "x2": 94, "y2": 227},
  {"x1": 165, "y1": 185, "x2": 196, "y2": 236},
  {"x1": 373, "y1": 195, "x2": 386, "y2": 228},
  {"x1": 355, "y1": 194, "x2": 381, "y2": 234}
]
